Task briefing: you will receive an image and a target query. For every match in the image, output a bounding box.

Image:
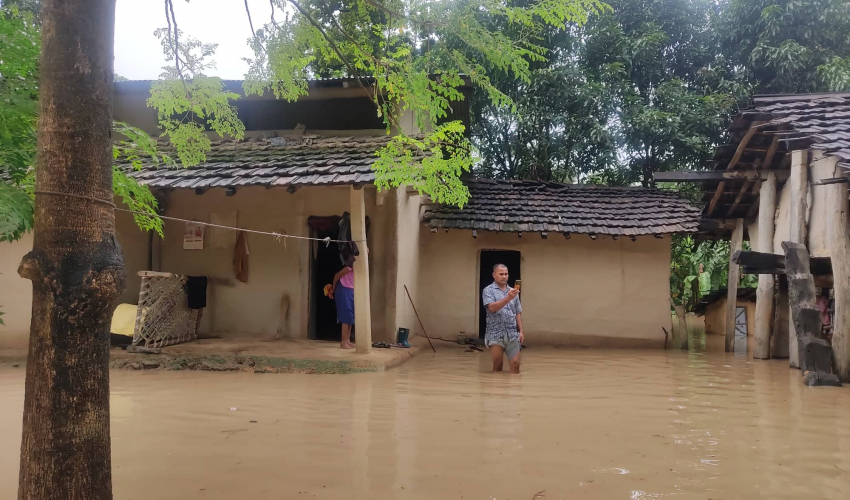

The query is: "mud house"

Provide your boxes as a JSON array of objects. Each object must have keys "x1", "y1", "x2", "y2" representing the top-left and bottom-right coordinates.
[
  {"x1": 695, "y1": 288, "x2": 757, "y2": 352},
  {"x1": 0, "y1": 79, "x2": 700, "y2": 351},
  {"x1": 657, "y1": 92, "x2": 850, "y2": 380}
]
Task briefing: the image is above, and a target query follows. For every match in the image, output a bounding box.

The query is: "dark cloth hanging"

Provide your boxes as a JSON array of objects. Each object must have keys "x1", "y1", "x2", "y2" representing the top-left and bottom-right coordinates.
[
  {"x1": 338, "y1": 212, "x2": 360, "y2": 265},
  {"x1": 186, "y1": 276, "x2": 208, "y2": 309}
]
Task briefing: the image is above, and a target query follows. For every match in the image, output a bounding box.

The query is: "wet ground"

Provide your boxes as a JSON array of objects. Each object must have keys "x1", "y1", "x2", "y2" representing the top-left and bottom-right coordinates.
[{"x1": 1, "y1": 342, "x2": 849, "y2": 499}]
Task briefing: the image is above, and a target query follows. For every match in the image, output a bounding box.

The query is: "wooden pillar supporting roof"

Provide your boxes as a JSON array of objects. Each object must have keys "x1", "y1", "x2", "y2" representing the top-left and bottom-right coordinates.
[
  {"x1": 753, "y1": 172, "x2": 776, "y2": 359},
  {"x1": 788, "y1": 150, "x2": 809, "y2": 368},
  {"x1": 725, "y1": 219, "x2": 744, "y2": 352},
  {"x1": 826, "y1": 158, "x2": 850, "y2": 382},
  {"x1": 350, "y1": 186, "x2": 373, "y2": 354}
]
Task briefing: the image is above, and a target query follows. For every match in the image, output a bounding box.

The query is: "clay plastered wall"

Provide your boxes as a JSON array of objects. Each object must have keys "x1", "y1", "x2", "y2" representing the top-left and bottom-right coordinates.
[
  {"x1": 392, "y1": 189, "x2": 423, "y2": 338},
  {"x1": 153, "y1": 186, "x2": 391, "y2": 340},
  {"x1": 417, "y1": 229, "x2": 673, "y2": 347}
]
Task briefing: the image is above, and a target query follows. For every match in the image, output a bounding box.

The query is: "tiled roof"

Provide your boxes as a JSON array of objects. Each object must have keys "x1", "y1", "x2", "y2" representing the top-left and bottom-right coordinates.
[
  {"x1": 748, "y1": 93, "x2": 850, "y2": 171},
  {"x1": 120, "y1": 135, "x2": 407, "y2": 189},
  {"x1": 422, "y1": 179, "x2": 700, "y2": 236}
]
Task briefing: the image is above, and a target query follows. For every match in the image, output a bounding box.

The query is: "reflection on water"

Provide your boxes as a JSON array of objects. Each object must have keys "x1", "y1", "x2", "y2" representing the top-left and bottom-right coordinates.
[{"x1": 1, "y1": 343, "x2": 849, "y2": 499}]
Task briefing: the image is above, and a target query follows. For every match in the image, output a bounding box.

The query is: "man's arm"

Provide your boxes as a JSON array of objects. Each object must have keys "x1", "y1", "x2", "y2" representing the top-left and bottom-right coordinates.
[
  {"x1": 516, "y1": 313, "x2": 524, "y2": 343},
  {"x1": 486, "y1": 288, "x2": 519, "y2": 313}
]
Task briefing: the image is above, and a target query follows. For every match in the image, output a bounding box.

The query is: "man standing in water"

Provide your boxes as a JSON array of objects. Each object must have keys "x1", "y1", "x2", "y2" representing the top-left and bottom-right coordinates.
[{"x1": 482, "y1": 264, "x2": 524, "y2": 373}]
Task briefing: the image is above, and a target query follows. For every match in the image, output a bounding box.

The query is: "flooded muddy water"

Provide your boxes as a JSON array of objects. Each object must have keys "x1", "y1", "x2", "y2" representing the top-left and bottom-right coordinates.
[{"x1": 1, "y1": 346, "x2": 850, "y2": 499}]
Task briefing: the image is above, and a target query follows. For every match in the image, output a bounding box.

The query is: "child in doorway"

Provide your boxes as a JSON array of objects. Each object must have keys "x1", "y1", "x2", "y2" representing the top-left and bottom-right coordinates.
[{"x1": 330, "y1": 255, "x2": 356, "y2": 349}]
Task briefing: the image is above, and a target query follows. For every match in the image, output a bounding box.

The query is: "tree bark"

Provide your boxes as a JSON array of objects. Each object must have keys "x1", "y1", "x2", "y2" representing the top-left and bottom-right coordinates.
[
  {"x1": 725, "y1": 218, "x2": 744, "y2": 352},
  {"x1": 754, "y1": 172, "x2": 776, "y2": 359},
  {"x1": 17, "y1": 1, "x2": 122, "y2": 499},
  {"x1": 788, "y1": 150, "x2": 809, "y2": 368}
]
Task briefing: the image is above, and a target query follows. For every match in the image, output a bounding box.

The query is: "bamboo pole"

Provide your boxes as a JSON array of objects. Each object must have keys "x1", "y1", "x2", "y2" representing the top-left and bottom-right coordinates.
[{"x1": 403, "y1": 285, "x2": 436, "y2": 353}]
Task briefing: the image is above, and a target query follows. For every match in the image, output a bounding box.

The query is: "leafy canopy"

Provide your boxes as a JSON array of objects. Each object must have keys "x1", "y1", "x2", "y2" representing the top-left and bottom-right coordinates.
[
  {"x1": 153, "y1": 0, "x2": 608, "y2": 207},
  {"x1": 719, "y1": 0, "x2": 850, "y2": 93},
  {"x1": 0, "y1": 7, "x2": 164, "y2": 242}
]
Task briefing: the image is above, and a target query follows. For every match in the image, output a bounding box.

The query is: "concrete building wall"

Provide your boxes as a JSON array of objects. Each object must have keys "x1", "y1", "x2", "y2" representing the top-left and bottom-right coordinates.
[{"x1": 416, "y1": 229, "x2": 673, "y2": 347}]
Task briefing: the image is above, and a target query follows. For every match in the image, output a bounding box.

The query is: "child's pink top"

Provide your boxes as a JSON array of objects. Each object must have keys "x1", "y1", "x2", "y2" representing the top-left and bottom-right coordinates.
[{"x1": 339, "y1": 267, "x2": 354, "y2": 289}]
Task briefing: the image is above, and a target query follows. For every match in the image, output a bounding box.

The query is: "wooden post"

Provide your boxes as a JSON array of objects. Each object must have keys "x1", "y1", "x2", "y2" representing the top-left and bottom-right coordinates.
[
  {"x1": 725, "y1": 218, "x2": 744, "y2": 352},
  {"x1": 826, "y1": 159, "x2": 850, "y2": 382},
  {"x1": 772, "y1": 275, "x2": 790, "y2": 358},
  {"x1": 782, "y1": 242, "x2": 841, "y2": 386},
  {"x1": 754, "y1": 172, "x2": 777, "y2": 359},
  {"x1": 788, "y1": 150, "x2": 809, "y2": 367},
  {"x1": 350, "y1": 186, "x2": 373, "y2": 353}
]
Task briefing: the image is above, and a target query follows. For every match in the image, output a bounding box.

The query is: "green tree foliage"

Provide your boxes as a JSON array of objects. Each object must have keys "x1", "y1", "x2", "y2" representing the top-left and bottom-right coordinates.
[
  {"x1": 470, "y1": 0, "x2": 740, "y2": 186},
  {"x1": 719, "y1": 0, "x2": 850, "y2": 93},
  {"x1": 0, "y1": 7, "x2": 163, "y2": 242},
  {"x1": 155, "y1": 0, "x2": 608, "y2": 206},
  {"x1": 671, "y1": 235, "x2": 758, "y2": 312},
  {"x1": 0, "y1": 7, "x2": 38, "y2": 241}
]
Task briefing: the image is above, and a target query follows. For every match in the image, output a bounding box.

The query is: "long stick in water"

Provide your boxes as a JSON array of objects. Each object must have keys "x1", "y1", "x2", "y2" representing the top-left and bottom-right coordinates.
[{"x1": 404, "y1": 284, "x2": 437, "y2": 353}]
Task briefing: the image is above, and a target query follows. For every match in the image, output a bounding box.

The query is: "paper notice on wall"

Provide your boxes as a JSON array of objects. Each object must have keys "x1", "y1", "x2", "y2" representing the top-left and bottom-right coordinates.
[
  {"x1": 210, "y1": 211, "x2": 238, "y2": 249},
  {"x1": 183, "y1": 222, "x2": 205, "y2": 250}
]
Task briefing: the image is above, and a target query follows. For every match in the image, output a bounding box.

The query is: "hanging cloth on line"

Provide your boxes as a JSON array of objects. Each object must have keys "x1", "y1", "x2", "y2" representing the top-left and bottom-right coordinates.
[{"x1": 233, "y1": 231, "x2": 250, "y2": 282}]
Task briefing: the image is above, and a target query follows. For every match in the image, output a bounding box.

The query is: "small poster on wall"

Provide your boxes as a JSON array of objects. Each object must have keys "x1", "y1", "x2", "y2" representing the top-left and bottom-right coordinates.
[{"x1": 183, "y1": 222, "x2": 205, "y2": 250}]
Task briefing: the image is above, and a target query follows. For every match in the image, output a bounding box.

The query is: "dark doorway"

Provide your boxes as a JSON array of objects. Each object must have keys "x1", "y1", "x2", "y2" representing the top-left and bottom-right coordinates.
[
  {"x1": 478, "y1": 250, "x2": 521, "y2": 339},
  {"x1": 310, "y1": 217, "x2": 342, "y2": 341}
]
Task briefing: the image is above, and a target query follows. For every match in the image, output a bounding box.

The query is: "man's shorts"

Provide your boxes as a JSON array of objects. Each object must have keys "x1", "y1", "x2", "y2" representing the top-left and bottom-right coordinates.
[{"x1": 485, "y1": 331, "x2": 521, "y2": 360}]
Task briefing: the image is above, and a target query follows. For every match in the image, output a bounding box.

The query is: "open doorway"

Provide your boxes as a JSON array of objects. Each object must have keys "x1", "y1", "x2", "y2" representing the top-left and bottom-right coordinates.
[
  {"x1": 310, "y1": 216, "x2": 342, "y2": 341},
  {"x1": 308, "y1": 215, "x2": 370, "y2": 342},
  {"x1": 478, "y1": 250, "x2": 521, "y2": 339}
]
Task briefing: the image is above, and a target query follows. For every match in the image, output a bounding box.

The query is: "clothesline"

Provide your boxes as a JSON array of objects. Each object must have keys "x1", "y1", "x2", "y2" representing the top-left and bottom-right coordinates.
[{"x1": 115, "y1": 208, "x2": 367, "y2": 244}]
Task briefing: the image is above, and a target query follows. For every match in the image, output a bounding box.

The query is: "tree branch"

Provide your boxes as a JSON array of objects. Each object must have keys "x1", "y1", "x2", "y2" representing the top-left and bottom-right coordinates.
[
  {"x1": 286, "y1": 0, "x2": 402, "y2": 130},
  {"x1": 244, "y1": 0, "x2": 257, "y2": 37}
]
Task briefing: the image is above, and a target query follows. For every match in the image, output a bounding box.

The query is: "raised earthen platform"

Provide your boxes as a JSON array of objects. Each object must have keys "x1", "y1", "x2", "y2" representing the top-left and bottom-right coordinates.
[{"x1": 0, "y1": 337, "x2": 424, "y2": 374}]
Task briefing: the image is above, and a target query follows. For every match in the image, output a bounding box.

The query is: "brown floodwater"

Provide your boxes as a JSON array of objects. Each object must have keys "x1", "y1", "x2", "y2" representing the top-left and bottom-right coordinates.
[{"x1": 1, "y1": 344, "x2": 850, "y2": 499}]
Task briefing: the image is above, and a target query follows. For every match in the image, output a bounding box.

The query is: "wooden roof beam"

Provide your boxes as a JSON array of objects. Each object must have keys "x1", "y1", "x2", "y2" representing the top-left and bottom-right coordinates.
[
  {"x1": 726, "y1": 159, "x2": 761, "y2": 218},
  {"x1": 655, "y1": 169, "x2": 789, "y2": 182},
  {"x1": 707, "y1": 121, "x2": 766, "y2": 217}
]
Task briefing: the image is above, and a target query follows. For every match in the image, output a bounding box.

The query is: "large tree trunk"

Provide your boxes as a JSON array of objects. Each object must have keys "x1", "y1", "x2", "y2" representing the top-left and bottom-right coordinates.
[{"x1": 17, "y1": 1, "x2": 122, "y2": 499}]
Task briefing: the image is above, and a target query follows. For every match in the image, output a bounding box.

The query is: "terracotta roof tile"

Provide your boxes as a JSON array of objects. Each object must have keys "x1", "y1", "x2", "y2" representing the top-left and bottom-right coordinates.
[
  {"x1": 423, "y1": 179, "x2": 700, "y2": 236},
  {"x1": 118, "y1": 135, "x2": 409, "y2": 189},
  {"x1": 749, "y1": 93, "x2": 850, "y2": 172}
]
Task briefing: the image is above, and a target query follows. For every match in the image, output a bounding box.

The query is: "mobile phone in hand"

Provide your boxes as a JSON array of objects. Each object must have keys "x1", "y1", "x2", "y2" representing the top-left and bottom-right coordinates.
[{"x1": 514, "y1": 280, "x2": 522, "y2": 292}]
